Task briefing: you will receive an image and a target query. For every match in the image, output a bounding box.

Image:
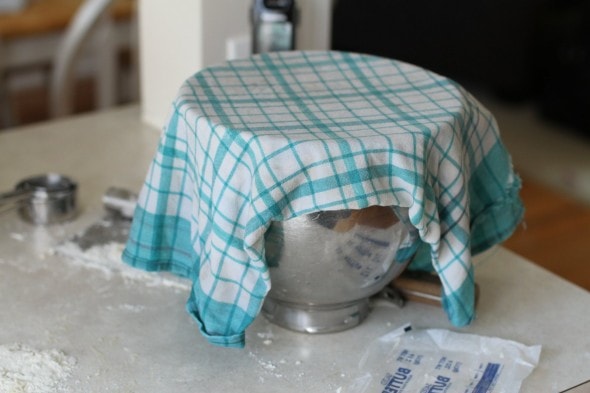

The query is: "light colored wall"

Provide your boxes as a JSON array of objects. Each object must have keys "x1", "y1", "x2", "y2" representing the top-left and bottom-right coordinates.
[
  {"x1": 139, "y1": 0, "x2": 333, "y2": 129},
  {"x1": 138, "y1": 0, "x2": 204, "y2": 129},
  {"x1": 202, "y1": 0, "x2": 251, "y2": 67},
  {"x1": 297, "y1": 0, "x2": 332, "y2": 51}
]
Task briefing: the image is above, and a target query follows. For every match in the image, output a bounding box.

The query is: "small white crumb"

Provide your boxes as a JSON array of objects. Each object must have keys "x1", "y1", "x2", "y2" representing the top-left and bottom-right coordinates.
[
  {"x1": 257, "y1": 331, "x2": 274, "y2": 340},
  {"x1": 295, "y1": 360, "x2": 301, "y2": 366},
  {"x1": 10, "y1": 233, "x2": 25, "y2": 241},
  {"x1": 263, "y1": 339, "x2": 273, "y2": 346},
  {"x1": 38, "y1": 247, "x2": 56, "y2": 260},
  {"x1": 41, "y1": 248, "x2": 57, "y2": 258},
  {"x1": 109, "y1": 304, "x2": 146, "y2": 313}
]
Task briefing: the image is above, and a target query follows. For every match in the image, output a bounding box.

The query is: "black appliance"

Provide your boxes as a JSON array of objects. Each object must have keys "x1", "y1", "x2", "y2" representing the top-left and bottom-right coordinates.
[
  {"x1": 533, "y1": 0, "x2": 590, "y2": 134},
  {"x1": 251, "y1": 0, "x2": 297, "y2": 54},
  {"x1": 331, "y1": 0, "x2": 590, "y2": 136}
]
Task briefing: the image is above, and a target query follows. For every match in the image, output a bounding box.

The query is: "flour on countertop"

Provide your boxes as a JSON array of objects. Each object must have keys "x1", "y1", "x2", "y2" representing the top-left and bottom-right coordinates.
[
  {"x1": 55, "y1": 241, "x2": 191, "y2": 292},
  {"x1": 248, "y1": 352, "x2": 280, "y2": 375},
  {"x1": 256, "y1": 331, "x2": 275, "y2": 340},
  {"x1": 0, "y1": 344, "x2": 76, "y2": 393},
  {"x1": 10, "y1": 232, "x2": 25, "y2": 242},
  {"x1": 106, "y1": 303, "x2": 147, "y2": 313}
]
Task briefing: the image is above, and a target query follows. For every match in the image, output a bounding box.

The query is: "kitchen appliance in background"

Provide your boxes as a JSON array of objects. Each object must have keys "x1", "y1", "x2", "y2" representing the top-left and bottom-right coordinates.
[
  {"x1": 251, "y1": 0, "x2": 297, "y2": 54},
  {"x1": 533, "y1": 0, "x2": 590, "y2": 136},
  {"x1": 331, "y1": 0, "x2": 590, "y2": 137},
  {"x1": 331, "y1": 0, "x2": 536, "y2": 100}
]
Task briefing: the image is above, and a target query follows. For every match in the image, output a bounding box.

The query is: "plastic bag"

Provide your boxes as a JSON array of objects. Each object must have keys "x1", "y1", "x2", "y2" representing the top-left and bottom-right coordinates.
[{"x1": 346, "y1": 324, "x2": 541, "y2": 393}]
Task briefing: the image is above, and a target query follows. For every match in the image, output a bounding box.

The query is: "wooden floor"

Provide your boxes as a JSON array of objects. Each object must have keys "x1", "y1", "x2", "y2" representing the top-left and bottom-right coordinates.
[
  {"x1": 503, "y1": 175, "x2": 590, "y2": 291},
  {"x1": 4, "y1": 84, "x2": 590, "y2": 291}
]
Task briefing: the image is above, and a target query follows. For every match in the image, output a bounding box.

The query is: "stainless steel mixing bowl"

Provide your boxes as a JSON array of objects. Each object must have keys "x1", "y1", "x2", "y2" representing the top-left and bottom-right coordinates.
[{"x1": 262, "y1": 205, "x2": 419, "y2": 333}]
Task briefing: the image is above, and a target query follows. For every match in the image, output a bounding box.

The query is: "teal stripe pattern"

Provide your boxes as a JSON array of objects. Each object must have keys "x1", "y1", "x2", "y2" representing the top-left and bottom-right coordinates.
[{"x1": 122, "y1": 51, "x2": 523, "y2": 348}]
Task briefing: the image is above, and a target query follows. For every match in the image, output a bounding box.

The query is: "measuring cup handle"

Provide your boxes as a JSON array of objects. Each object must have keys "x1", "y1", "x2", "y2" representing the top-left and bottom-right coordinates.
[{"x1": 0, "y1": 188, "x2": 32, "y2": 208}]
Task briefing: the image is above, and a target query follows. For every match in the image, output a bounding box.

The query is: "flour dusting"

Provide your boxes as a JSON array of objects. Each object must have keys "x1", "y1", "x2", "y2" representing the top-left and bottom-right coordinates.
[
  {"x1": 10, "y1": 232, "x2": 25, "y2": 242},
  {"x1": 55, "y1": 241, "x2": 190, "y2": 292},
  {"x1": 248, "y1": 352, "x2": 280, "y2": 375},
  {"x1": 0, "y1": 344, "x2": 76, "y2": 393}
]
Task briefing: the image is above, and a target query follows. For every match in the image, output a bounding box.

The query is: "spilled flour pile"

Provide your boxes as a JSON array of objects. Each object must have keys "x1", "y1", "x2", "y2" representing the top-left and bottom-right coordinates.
[
  {"x1": 54, "y1": 241, "x2": 190, "y2": 292},
  {"x1": 0, "y1": 344, "x2": 76, "y2": 393}
]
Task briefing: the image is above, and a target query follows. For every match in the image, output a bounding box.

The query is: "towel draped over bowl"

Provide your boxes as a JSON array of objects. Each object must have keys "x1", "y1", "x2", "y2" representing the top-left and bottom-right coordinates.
[{"x1": 122, "y1": 51, "x2": 524, "y2": 348}]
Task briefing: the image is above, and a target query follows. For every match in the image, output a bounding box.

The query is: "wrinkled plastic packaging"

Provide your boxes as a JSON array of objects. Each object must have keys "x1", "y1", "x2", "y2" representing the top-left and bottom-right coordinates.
[{"x1": 346, "y1": 325, "x2": 541, "y2": 393}]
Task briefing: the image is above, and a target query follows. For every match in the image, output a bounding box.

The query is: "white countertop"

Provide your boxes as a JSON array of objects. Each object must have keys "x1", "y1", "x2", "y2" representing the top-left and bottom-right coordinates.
[{"x1": 1, "y1": 106, "x2": 589, "y2": 392}]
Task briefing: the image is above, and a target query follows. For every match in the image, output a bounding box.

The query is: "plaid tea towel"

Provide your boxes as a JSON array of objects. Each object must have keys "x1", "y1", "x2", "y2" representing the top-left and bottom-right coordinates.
[{"x1": 122, "y1": 51, "x2": 523, "y2": 348}]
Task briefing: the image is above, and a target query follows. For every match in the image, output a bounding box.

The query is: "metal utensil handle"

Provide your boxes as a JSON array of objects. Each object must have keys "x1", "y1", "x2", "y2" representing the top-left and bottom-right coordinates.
[
  {"x1": 0, "y1": 188, "x2": 33, "y2": 214},
  {"x1": 102, "y1": 187, "x2": 138, "y2": 219},
  {"x1": 0, "y1": 187, "x2": 33, "y2": 204},
  {"x1": 392, "y1": 271, "x2": 480, "y2": 309}
]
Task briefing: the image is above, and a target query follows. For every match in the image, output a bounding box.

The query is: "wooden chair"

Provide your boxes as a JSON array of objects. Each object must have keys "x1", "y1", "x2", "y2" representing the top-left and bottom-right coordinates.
[
  {"x1": 0, "y1": 57, "x2": 13, "y2": 128},
  {"x1": 49, "y1": 0, "x2": 117, "y2": 118}
]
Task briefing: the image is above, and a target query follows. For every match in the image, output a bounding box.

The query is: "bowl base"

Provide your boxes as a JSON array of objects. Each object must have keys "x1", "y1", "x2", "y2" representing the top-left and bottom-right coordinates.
[{"x1": 261, "y1": 297, "x2": 371, "y2": 334}]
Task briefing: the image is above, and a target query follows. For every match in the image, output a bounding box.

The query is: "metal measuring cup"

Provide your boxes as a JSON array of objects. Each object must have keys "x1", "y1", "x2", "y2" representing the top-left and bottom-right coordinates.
[{"x1": 0, "y1": 173, "x2": 78, "y2": 225}]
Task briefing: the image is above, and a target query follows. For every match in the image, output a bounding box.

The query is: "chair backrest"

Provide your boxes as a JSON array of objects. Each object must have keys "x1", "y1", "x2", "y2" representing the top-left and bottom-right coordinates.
[
  {"x1": 0, "y1": 37, "x2": 14, "y2": 129},
  {"x1": 49, "y1": 0, "x2": 114, "y2": 118}
]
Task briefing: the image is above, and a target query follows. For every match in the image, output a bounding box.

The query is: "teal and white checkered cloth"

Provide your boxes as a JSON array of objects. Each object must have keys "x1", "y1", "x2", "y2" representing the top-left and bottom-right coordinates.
[{"x1": 122, "y1": 51, "x2": 523, "y2": 348}]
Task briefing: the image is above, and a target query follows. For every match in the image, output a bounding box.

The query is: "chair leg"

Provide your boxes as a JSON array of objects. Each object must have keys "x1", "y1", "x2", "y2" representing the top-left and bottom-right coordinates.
[
  {"x1": 93, "y1": 14, "x2": 117, "y2": 110},
  {"x1": 126, "y1": 10, "x2": 139, "y2": 103},
  {"x1": 49, "y1": 0, "x2": 115, "y2": 118},
  {"x1": 0, "y1": 40, "x2": 15, "y2": 129},
  {"x1": 0, "y1": 75, "x2": 14, "y2": 130}
]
